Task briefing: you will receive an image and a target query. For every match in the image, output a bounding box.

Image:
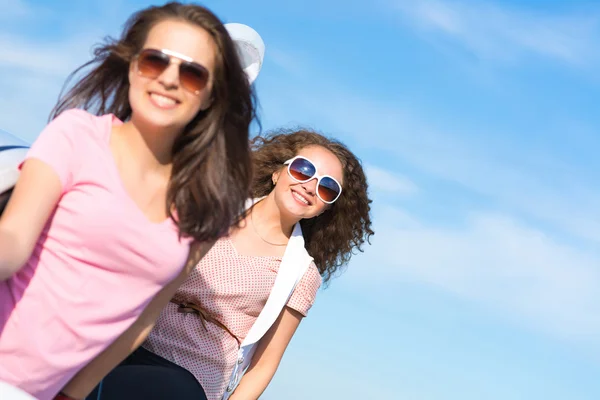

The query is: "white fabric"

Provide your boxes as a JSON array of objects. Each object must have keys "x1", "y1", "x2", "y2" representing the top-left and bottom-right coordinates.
[
  {"x1": 0, "y1": 129, "x2": 28, "y2": 194},
  {"x1": 0, "y1": 381, "x2": 37, "y2": 400},
  {"x1": 221, "y1": 198, "x2": 313, "y2": 399},
  {"x1": 224, "y1": 23, "x2": 265, "y2": 84}
]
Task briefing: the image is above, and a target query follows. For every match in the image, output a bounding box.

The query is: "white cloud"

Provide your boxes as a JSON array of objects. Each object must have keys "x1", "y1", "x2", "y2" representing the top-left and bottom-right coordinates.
[
  {"x1": 0, "y1": 0, "x2": 34, "y2": 19},
  {"x1": 364, "y1": 163, "x2": 418, "y2": 195},
  {"x1": 278, "y1": 81, "x2": 600, "y2": 246},
  {"x1": 352, "y1": 205, "x2": 600, "y2": 343},
  {"x1": 0, "y1": 35, "x2": 81, "y2": 77},
  {"x1": 267, "y1": 47, "x2": 311, "y2": 77},
  {"x1": 0, "y1": 29, "x2": 103, "y2": 140},
  {"x1": 391, "y1": 0, "x2": 600, "y2": 66},
  {"x1": 0, "y1": 34, "x2": 97, "y2": 141},
  {"x1": 258, "y1": 48, "x2": 600, "y2": 344},
  {"x1": 4, "y1": 0, "x2": 598, "y2": 350},
  {"x1": 0, "y1": 0, "x2": 123, "y2": 140}
]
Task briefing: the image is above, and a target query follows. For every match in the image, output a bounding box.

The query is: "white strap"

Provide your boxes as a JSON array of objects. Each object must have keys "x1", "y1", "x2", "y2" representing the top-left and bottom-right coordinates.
[
  {"x1": 242, "y1": 222, "x2": 311, "y2": 346},
  {"x1": 222, "y1": 199, "x2": 313, "y2": 399},
  {"x1": 222, "y1": 246, "x2": 311, "y2": 399}
]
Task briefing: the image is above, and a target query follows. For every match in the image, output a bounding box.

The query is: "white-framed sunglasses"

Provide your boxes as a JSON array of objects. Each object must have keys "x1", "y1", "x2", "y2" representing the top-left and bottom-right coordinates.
[{"x1": 283, "y1": 156, "x2": 343, "y2": 204}]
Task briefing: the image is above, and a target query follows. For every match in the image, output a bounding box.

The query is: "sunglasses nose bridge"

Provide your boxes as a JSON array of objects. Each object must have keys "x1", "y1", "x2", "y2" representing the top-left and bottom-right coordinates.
[
  {"x1": 156, "y1": 61, "x2": 182, "y2": 88},
  {"x1": 300, "y1": 176, "x2": 319, "y2": 194}
]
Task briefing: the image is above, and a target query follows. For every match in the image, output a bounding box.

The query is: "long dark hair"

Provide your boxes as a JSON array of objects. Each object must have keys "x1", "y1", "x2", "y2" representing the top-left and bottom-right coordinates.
[
  {"x1": 251, "y1": 129, "x2": 374, "y2": 284},
  {"x1": 50, "y1": 2, "x2": 258, "y2": 243}
]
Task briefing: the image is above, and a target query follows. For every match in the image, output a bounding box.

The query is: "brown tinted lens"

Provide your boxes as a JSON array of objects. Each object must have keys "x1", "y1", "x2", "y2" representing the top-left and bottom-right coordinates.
[
  {"x1": 318, "y1": 177, "x2": 341, "y2": 203},
  {"x1": 179, "y1": 62, "x2": 209, "y2": 93},
  {"x1": 289, "y1": 158, "x2": 315, "y2": 182},
  {"x1": 318, "y1": 185, "x2": 339, "y2": 203},
  {"x1": 137, "y1": 49, "x2": 169, "y2": 78}
]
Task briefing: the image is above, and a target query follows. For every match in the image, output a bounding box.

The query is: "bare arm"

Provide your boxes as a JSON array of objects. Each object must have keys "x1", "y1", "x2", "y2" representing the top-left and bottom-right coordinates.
[
  {"x1": 60, "y1": 241, "x2": 214, "y2": 399},
  {"x1": 230, "y1": 306, "x2": 305, "y2": 400},
  {"x1": 0, "y1": 159, "x2": 62, "y2": 280}
]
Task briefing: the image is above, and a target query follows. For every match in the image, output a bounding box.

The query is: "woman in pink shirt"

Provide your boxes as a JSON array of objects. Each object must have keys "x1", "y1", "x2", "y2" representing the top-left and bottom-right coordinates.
[
  {"x1": 0, "y1": 2, "x2": 256, "y2": 399},
  {"x1": 71, "y1": 129, "x2": 374, "y2": 400}
]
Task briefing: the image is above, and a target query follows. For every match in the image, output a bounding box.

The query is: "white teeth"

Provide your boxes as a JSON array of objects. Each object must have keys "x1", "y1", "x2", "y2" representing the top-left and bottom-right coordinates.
[
  {"x1": 292, "y1": 191, "x2": 309, "y2": 205},
  {"x1": 150, "y1": 93, "x2": 176, "y2": 107}
]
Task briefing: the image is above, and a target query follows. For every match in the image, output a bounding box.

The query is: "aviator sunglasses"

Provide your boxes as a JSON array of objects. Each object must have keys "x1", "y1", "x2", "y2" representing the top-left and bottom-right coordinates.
[
  {"x1": 284, "y1": 156, "x2": 343, "y2": 204},
  {"x1": 135, "y1": 48, "x2": 210, "y2": 95}
]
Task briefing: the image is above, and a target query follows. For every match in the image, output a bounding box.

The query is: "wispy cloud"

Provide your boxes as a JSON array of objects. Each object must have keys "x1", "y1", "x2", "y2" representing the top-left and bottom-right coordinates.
[
  {"x1": 267, "y1": 47, "x2": 311, "y2": 77},
  {"x1": 0, "y1": 0, "x2": 34, "y2": 19},
  {"x1": 0, "y1": 30, "x2": 102, "y2": 139},
  {"x1": 391, "y1": 0, "x2": 600, "y2": 66},
  {"x1": 0, "y1": 0, "x2": 110, "y2": 139},
  {"x1": 364, "y1": 163, "x2": 418, "y2": 195},
  {"x1": 319, "y1": 94, "x2": 600, "y2": 342},
  {"x1": 259, "y1": 43, "x2": 600, "y2": 344},
  {"x1": 360, "y1": 207, "x2": 600, "y2": 342},
  {"x1": 0, "y1": 34, "x2": 90, "y2": 77},
  {"x1": 281, "y1": 82, "x2": 600, "y2": 246}
]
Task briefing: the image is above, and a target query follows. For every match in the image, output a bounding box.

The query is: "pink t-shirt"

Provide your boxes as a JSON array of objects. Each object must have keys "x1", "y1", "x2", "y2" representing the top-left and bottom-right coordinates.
[
  {"x1": 143, "y1": 236, "x2": 322, "y2": 400},
  {"x1": 0, "y1": 109, "x2": 191, "y2": 400}
]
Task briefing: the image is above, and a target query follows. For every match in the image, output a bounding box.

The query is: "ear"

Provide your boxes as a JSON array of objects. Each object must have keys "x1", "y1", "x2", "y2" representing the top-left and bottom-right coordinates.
[
  {"x1": 200, "y1": 93, "x2": 213, "y2": 111},
  {"x1": 272, "y1": 170, "x2": 281, "y2": 185}
]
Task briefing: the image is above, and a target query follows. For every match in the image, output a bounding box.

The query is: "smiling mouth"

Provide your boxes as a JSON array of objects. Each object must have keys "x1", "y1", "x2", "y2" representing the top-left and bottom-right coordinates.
[
  {"x1": 149, "y1": 92, "x2": 180, "y2": 109},
  {"x1": 291, "y1": 189, "x2": 311, "y2": 206}
]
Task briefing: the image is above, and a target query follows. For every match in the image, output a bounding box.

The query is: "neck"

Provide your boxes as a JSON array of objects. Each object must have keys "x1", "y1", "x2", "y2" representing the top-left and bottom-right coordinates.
[
  {"x1": 252, "y1": 194, "x2": 299, "y2": 242},
  {"x1": 118, "y1": 117, "x2": 180, "y2": 169}
]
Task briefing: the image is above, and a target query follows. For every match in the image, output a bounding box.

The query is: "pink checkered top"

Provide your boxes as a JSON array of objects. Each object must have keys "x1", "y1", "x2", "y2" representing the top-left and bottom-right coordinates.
[{"x1": 142, "y1": 236, "x2": 322, "y2": 400}]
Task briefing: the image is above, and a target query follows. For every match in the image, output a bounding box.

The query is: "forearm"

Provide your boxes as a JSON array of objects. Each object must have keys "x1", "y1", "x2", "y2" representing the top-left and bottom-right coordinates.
[
  {"x1": 0, "y1": 228, "x2": 27, "y2": 280},
  {"x1": 230, "y1": 307, "x2": 304, "y2": 400},
  {"x1": 60, "y1": 313, "x2": 157, "y2": 399},
  {"x1": 60, "y1": 243, "x2": 209, "y2": 399},
  {"x1": 62, "y1": 296, "x2": 180, "y2": 399},
  {"x1": 229, "y1": 363, "x2": 279, "y2": 400}
]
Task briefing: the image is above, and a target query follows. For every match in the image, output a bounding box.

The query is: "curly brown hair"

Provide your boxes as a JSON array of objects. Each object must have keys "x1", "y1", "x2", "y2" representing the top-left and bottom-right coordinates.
[
  {"x1": 251, "y1": 128, "x2": 374, "y2": 284},
  {"x1": 50, "y1": 2, "x2": 257, "y2": 243}
]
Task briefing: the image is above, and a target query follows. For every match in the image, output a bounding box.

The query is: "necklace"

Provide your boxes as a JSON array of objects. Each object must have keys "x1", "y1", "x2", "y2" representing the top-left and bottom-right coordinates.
[{"x1": 250, "y1": 208, "x2": 288, "y2": 247}]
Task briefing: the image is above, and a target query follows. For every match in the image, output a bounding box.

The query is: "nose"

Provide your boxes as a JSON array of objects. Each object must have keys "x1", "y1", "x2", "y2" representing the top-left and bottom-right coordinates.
[
  {"x1": 301, "y1": 178, "x2": 318, "y2": 195},
  {"x1": 157, "y1": 60, "x2": 181, "y2": 90}
]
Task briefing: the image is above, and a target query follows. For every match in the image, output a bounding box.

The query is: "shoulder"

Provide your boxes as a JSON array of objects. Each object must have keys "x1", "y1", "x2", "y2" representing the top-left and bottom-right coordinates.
[
  {"x1": 48, "y1": 109, "x2": 112, "y2": 140},
  {"x1": 52, "y1": 108, "x2": 100, "y2": 126},
  {"x1": 297, "y1": 261, "x2": 322, "y2": 301},
  {"x1": 304, "y1": 261, "x2": 323, "y2": 288},
  {"x1": 25, "y1": 110, "x2": 114, "y2": 188},
  {"x1": 286, "y1": 261, "x2": 322, "y2": 316}
]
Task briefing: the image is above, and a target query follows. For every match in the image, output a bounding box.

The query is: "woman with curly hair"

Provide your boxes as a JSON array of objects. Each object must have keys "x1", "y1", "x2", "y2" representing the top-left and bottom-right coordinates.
[
  {"x1": 0, "y1": 2, "x2": 256, "y2": 399},
  {"x1": 78, "y1": 129, "x2": 374, "y2": 400}
]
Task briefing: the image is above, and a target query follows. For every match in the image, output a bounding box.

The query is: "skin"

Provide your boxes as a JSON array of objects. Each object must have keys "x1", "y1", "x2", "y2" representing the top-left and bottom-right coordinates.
[
  {"x1": 0, "y1": 19, "x2": 217, "y2": 398},
  {"x1": 0, "y1": 19, "x2": 215, "y2": 275},
  {"x1": 227, "y1": 145, "x2": 344, "y2": 400},
  {"x1": 109, "y1": 19, "x2": 215, "y2": 223},
  {"x1": 62, "y1": 142, "x2": 346, "y2": 399},
  {"x1": 232, "y1": 145, "x2": 344, "y2": 257}
]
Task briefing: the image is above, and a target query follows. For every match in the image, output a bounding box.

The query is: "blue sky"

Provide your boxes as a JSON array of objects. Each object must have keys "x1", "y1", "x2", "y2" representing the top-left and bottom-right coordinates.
[{"x1": 1, "y1": 0, "x2": 599, "y2": 398}]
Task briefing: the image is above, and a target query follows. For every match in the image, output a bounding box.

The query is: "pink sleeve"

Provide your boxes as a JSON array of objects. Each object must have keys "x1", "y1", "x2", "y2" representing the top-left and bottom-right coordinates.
[
  {"x1": 286, "y1": 262, "x2": 322, "y2": 317},
  {"x1": 21, "y1": 109, "x2": 90, "y2": 191}
]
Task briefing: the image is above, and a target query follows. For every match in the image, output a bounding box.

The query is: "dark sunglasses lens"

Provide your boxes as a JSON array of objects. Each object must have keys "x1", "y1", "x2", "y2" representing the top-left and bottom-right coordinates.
[
  {"x1": 180, "y1": 62, "x2": 209, "y2": 93},
  {"x1": 289, "y1": 158, "x2": 316, "y2": 182},
  {"x1": 318, "y1": 177, "x2": 341, "y2": 203},
  {"x1": 137, "y1": 50, "x2": 169, "y2": 78}
]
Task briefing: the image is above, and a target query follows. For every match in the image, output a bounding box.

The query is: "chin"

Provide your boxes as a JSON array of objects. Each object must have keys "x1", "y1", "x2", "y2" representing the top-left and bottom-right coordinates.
[
  {"x1": 284, "y1": 199, "x2": 318, "y2": 220},
  {"x1": 143, "y1": 113, "x2": 179, "y2": 128},
  {"x1": 139, "y1": 110, "x2": 192, "y2": 131}
]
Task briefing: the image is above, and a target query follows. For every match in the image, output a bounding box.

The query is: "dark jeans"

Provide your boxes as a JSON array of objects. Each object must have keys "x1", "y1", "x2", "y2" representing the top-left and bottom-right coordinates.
[{"x1": 87, "y1": 347, "x2": 207, "y2": 400}]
